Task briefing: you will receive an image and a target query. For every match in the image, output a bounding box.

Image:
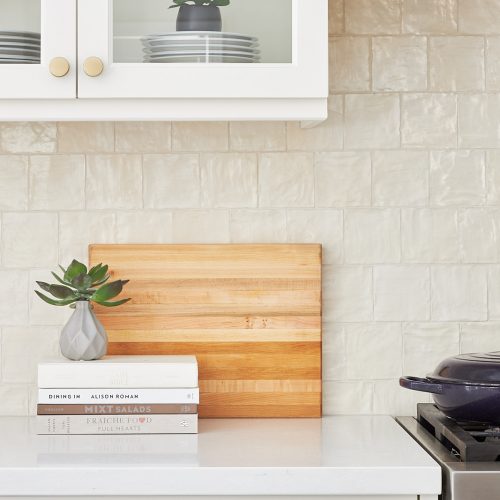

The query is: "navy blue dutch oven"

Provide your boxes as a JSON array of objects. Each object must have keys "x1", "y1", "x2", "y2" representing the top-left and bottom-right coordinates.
[{"x1": 400, "y1": 352, "x2": 500, "y2": 424}]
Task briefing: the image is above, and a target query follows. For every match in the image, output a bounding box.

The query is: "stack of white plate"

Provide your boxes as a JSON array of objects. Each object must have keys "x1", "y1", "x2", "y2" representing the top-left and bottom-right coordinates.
[
  {"x1": 141, "y1": 31, "x2": 260, "y2": 64},
  {"x1": 0, "y1": 31, "x2": 40, "y2": 64}
]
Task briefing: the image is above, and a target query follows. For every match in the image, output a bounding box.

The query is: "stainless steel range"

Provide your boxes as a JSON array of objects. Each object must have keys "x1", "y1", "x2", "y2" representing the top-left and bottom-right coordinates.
[{"x1": 397, "y1": 403, "x2": 500, "y2": 500}]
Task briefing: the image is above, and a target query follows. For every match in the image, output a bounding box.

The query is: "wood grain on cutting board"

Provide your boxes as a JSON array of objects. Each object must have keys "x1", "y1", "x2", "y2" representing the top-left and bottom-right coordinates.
[{"x1": 89, "y1": 244, "x2": 322, "y2": 418}]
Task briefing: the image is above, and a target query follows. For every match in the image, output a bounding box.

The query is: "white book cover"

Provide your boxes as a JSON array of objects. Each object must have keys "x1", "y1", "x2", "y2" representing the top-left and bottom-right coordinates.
[
  {"x1": 37, "y1": 414, "x2": 198, "y2": 435},
  {"x1": 38, "y1": 387, "x2": 200, "y2": 404},
  {"x1": 38, "y1": 355, "x2": 198, "y2": 388}
]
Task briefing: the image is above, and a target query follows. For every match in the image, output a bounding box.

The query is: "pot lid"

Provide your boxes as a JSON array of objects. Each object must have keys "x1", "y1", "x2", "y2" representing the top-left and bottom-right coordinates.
[{"x1": 428, "y1": 352, "x2": 500, "y2": 385}]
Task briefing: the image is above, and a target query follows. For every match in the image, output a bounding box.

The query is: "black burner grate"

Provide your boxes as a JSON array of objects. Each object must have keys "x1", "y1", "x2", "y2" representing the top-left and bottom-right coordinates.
[{"x1": 417, "y1": 403, "x2": 500, "y2": 462}]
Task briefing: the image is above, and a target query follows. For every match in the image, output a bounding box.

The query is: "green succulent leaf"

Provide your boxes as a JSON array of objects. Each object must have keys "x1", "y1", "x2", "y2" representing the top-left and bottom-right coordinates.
[
  {"x1": 37, "y1": 260, "x2": 130, "y2": 309},
  {"x1": 91, "y1": 274, "x2": 110, "y2": 287},
  {"x1": 90, "y1": 264, "x2": 109, "y2": 284},
  {"x1": 95, "y1": 298, "x2": 132, "y2": 307},
  {"x1": 64, "y1": 260, "x2": 87, "y2": 283},
  {"x1": 51, "y1": 272, "x2": 77, "y2": 289},
  {"x1": 35, "y1": 291, "x2": 78, "y2": 307},
  {"x1": 36, "y1": 281, "x2": 75, "y2": 299},
  {"x1": 90, "y1": 280, "x2": 129, "y2": 302},
  {"x1": 88, "y1": 263, "x2": 102, "y2": 275},
  {"x1": 71, "y1": 273, "x2": 93, "y2": 291}
]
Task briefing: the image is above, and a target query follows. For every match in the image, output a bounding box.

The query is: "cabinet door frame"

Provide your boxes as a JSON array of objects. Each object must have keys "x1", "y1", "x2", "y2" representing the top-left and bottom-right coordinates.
[
  {"x1": 77, "y1": 0, "x2": 328, "y2": 99},
  {"x1": 0, "y1": 0, "x2": 76, "y2": 99}
]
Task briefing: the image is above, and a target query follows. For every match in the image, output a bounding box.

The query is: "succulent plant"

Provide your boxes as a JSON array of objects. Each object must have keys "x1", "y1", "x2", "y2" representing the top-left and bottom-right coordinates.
[
  {"x1": 169, "y1": 0, "x2": 230, "y2": 8},
  {"x1": 35, "y1": 259, "x2": 130, "y2": 308}
]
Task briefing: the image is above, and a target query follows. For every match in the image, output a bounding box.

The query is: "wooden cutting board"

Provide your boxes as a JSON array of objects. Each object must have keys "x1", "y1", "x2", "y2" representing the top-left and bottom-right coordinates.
[{"x1": 89, "y1": 244, "x2": 322, "y2": 418}]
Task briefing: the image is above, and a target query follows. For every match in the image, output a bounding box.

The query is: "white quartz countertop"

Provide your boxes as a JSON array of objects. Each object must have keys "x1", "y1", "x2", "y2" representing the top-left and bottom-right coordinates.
[{"x1": 0, "y1": 416, "x2": 441, "y2": 497}]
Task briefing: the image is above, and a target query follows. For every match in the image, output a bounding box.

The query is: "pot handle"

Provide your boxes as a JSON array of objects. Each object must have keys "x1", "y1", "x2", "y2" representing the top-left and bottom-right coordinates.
[{"x1": 399, "y1": 376, "x2": 443, "y2": 395}]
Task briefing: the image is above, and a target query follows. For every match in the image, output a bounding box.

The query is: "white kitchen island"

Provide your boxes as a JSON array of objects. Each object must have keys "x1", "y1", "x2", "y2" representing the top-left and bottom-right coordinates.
[{"x1": 0, "y1": 416, "x2": 440, "y2": 499}]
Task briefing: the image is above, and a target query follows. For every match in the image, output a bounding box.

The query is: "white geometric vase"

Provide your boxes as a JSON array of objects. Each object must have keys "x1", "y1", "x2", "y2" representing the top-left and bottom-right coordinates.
[{"x1": 59, "y1": 301, "x2": 108, "y2": 361}]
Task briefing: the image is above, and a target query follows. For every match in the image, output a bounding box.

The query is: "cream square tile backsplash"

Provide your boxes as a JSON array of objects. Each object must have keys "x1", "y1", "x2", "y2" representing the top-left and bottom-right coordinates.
[{"x1": 3, "y1": 0, "x2": 500, "y2": 416}]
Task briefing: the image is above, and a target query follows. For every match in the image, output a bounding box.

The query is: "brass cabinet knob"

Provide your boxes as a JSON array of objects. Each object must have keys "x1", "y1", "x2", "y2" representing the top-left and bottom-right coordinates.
[
  {"x1": 83, "y1": 57, "x2": 104, "y2": 77},
  {"x1": 49, "y1": 57, "x2": 70, "y2": 77}
]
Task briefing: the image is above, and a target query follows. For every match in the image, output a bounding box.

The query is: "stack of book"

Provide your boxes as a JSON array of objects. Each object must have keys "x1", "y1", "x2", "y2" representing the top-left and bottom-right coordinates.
[{"x1": 37, "y1": 355, "x2": 199, "y2": 435}]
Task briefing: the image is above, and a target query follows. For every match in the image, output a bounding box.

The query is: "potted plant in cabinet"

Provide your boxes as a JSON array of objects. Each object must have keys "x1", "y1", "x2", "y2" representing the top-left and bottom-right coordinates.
[{"x1": 169, "y1": 0, "x2": 230, "y2": 32}]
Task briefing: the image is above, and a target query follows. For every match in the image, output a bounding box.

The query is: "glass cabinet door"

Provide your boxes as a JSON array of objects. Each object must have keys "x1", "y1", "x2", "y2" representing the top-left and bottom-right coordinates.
[
  {"x1": 0, "y1": 0, "x2": 76, "y2": 99},
  {"x1": 78, "y1": 0, "x2": 327, "y2": 99}
]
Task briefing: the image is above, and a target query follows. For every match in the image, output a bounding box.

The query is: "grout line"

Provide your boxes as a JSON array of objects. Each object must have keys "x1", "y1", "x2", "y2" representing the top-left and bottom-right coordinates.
[
  {"x1": 398, "y1": 93, "x2": 403, "y2": 148},
  {"x1": 197, "y1": 152, "x2": 202, "y2": 208},
  {"x1": 399, "y1": 0, "x2": 404, "y2": 33},
  {"x1": 341, "y1": 0, "x2": 346, "y2": 34},
  {"x1": 370, "y1": 264, "x2": 375, "y2": 321},
  {"x1": 368, "y1": 36, "x2": 373, "y2": 91},
  {"x1": 427, "y1": 150, "x2": 431, "y2": 207},
  {"x1": 398, "y1": 207, "x2": 403, "y2": 263},
  {"x1": 484, "y1": 35, "x2": 488, "y2": 91},
  {"x1": 369, "y1": 150, "x2": 374, "y2": 206},
  {"x1": 459, "y1": 322, "x2": 463, "y2": 353},
  {"x1": 83, "y1": 154, "x2": 87, "y2": 211},
  {"x1": 426, "y1": 36, "x2": 431, "y2": 91},
  {"x1": 140, "y1": 153, "x2": 145, "y2": 210},
  {"x1": 428, "y1": 264, "x2": 432, "y2": 321},
  {"x1": 26, "y1": 156, "x2": 32, "y2": 213},
  {"x1": 329, "y1": 33, "x2": 494, "y2": 39}
]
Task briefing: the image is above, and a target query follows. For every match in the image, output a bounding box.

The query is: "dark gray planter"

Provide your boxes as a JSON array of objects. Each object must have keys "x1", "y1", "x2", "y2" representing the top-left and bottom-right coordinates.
[{"x1": 176, "y1": 5, "x2": 222, "y2": 32}]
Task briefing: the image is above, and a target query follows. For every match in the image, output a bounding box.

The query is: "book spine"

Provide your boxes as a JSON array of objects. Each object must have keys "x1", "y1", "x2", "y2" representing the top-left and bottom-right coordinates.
[
  {"x1": 37, "y1": 414, "x2": 198, "y2": 435},
  {"x1": 38, "y1": 388, "x2": 199, "y2": 404},
  {"x1": 38, "y1": 362, "x2": 198, "y2": 389},
  {"x1": 37, "y1": 403, "x2": 198, "y2": 415}
]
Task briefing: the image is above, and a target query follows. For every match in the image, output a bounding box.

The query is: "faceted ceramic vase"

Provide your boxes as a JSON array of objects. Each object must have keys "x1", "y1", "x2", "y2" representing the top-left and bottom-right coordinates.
[
  {"x1": 176, "y1": 5, "x2": 222, "y2": 32},
  {"x1": 60, "y1": 301, "x2": 108, "y2": 361}
]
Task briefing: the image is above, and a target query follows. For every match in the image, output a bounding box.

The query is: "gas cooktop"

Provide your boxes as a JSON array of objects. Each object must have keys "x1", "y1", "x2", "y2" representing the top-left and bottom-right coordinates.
[{"x1": 397, "y1": 403, "x2": 500, "y2": 500}]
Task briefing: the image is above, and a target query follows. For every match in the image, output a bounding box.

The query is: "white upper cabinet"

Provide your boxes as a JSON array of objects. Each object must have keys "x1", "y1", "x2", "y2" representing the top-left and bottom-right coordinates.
[
  {"x1": 0, "y1": 0, "x2": 76, "y2": 99},
  {"x1": 0, "y1": 0, "x2": 328, "y2": 122},
  {"x1": 78, "y1": 0, "x2": 326, "y2": 99}
]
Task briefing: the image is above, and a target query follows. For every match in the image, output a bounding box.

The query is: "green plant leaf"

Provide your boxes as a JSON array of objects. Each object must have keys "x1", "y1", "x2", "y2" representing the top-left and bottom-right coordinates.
[
  {"x1": 91, "y1": 274, "x2": 110, "y2": 287},
  {"x1": 51, "y1": 272, "x2": 77, "y2": 289},
  {"x1": 35, "y1": 291, "x2": 77, "y2": 307},
  {"x1": 95, "y1": 298, "x2": 131, "y2": 307},
  {"x1": 90, "y1": 280, "x2": 129, "y2": 302},
  {"x1": 214, "y1": 0, "x2": 230, "y2": 5},
  {"x1": 88, "y1": 263, "x2": 102, "y2": 277},
  {"x1": 36, "y1": 281, "x2": 75, "y2": 299},
  {"x1": 90, "y1": 264, "x2": 109, "y2": 284},
  {"x1": 71, "y1": 273, "x2": 93, "y2": 291},
  {"x1": 64, "y1": 260, "x2": 87, "y2": 283}
]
